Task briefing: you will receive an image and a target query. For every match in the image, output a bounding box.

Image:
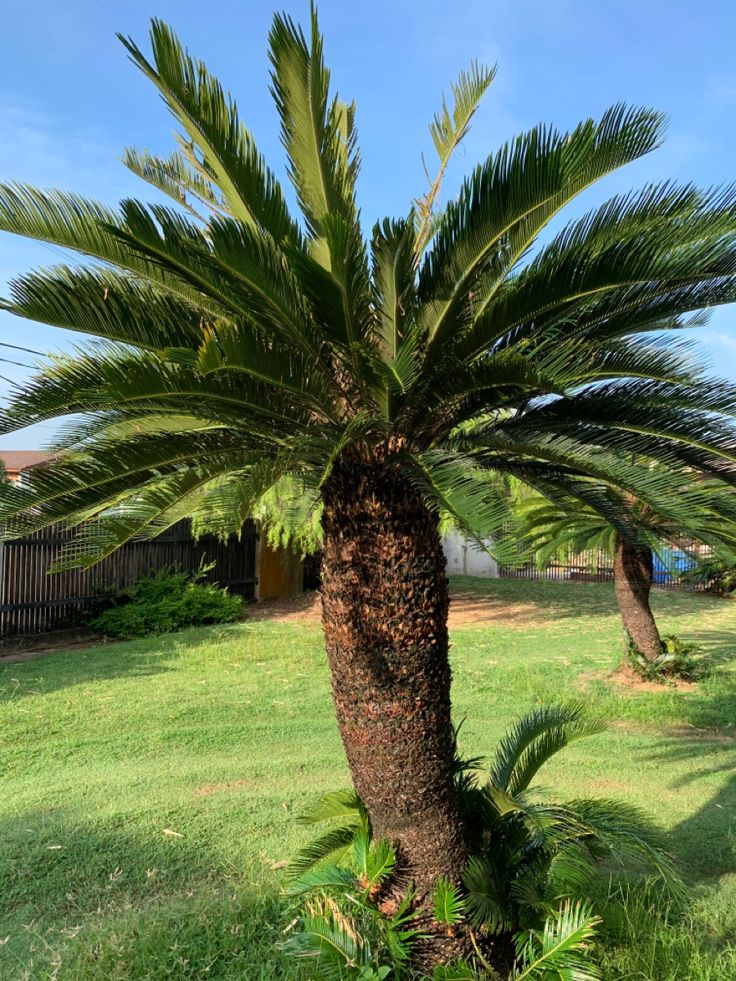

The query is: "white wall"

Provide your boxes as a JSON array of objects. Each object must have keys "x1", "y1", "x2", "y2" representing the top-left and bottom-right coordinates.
[{"x1": 442, "y1": 531, "x2": 499, "y2": 578}]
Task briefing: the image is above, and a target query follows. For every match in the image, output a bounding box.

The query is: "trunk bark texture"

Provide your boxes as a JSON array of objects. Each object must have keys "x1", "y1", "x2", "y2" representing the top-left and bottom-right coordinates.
[
  {"x1": 320, "y1": 450, "x2": 467, "y2": 894},
  {"x1": 614, "y1": 535, "x2": 662, "y2": 660}
]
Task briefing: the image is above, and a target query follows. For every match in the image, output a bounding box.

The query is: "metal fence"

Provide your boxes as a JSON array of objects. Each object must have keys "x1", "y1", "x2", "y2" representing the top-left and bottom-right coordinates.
[
  {"x1": 0, "y1": 519, "x2": 258, "y2": 639},
  {"x1": 498, "y1": 543, "x2": 711, "y2": 588}
]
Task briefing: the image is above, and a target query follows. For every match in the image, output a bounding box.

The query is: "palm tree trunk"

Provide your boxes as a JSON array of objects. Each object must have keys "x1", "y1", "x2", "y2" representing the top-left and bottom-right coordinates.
[
  {"x1": 320, "y1": 451, "x2": 467, "y2": 894},
  {"x1": 613, "y1": 534, "x2": 662, "y2": 660}
]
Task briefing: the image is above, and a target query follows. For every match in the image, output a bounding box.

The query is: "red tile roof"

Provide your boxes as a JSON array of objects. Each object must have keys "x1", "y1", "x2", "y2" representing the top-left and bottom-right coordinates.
[{"x1": 0, "y1": 451, "x2": 54, "y2": 477}]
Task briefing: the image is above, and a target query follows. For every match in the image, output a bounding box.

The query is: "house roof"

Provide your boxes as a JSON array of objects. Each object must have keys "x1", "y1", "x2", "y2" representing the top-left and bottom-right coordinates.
[{"x1": 0, "y1": 451, "x2": 54, "y2": 476}]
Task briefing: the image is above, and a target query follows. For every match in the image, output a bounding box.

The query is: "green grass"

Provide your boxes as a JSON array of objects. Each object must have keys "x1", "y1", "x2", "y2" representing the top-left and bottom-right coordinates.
[{"x1": 1, "y1": 578, "x2": 735, "y2": 979}]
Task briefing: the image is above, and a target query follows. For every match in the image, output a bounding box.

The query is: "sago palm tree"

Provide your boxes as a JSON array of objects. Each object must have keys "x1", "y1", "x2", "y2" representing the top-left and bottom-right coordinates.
[
  {"x1": 514, "y1": 483, "x2": 736, "y2": 662},
  {"x1": 2, "y1": 8, "x2": 736, "y2": 966}
]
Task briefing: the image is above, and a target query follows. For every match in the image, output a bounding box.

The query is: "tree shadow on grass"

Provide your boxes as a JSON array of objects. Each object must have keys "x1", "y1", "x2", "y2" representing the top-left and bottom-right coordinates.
[
  {"x1": 0, "y1": 641, "x2": 174, "y2": 705},
  {"x1": 0, "y1": 624, "x2": 244, "y2": 704},
  {"x1": 451, "y1": 575, "x2": 733, "y2": 622},
  {"x1": 645, "y1": 731, "x2": 736, "y2": 886},
  {"x1": 0, "y1": 805, "x2": 293, "y2": 980},
  {"x1": 686, "y1": 629, "x2": 736, "y2": 667}
]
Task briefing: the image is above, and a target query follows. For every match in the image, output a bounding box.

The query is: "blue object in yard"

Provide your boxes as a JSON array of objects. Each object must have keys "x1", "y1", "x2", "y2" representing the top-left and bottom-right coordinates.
[{"x1": 652, "y1": 547, "x2": 694, "y2": 584}]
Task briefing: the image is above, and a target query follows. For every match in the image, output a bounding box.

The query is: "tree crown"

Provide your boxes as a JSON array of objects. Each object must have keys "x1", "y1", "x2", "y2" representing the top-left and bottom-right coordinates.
[{"x1": 2, "y1": 9, "x2": 736, "y2": 565}]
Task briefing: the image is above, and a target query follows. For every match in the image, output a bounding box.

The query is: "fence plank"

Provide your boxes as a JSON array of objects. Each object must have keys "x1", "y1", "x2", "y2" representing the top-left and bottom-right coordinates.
[{"x1": 0, "y1": 519, "x2": 257, "y2": 639}]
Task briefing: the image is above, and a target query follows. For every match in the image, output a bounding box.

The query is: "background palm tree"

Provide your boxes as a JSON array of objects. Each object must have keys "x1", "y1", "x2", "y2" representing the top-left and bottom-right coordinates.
[
  {"x1": 2, "y1": 8, "x2": 736, "y2": 965},
  {"x1": 514, "y1": 484, "x2": 736, "y2": 661}
]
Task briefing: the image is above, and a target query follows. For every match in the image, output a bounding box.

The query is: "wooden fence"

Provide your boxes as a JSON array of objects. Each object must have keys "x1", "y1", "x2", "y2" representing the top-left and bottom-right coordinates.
[{"x1": 0, "y1": 519, "x2": 258, "y2": 639}]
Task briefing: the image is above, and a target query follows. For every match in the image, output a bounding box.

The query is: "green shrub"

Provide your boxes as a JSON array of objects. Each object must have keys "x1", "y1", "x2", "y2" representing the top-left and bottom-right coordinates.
[
  {"x1": 284, "y1": 704, "x2": 679, "y2": 979},
  {"x1": 625, "y1": 632, "x2": 703, "y2": 682},
  {"x1": 90, "y1": 565, "x2": 244, "y2": 638}
]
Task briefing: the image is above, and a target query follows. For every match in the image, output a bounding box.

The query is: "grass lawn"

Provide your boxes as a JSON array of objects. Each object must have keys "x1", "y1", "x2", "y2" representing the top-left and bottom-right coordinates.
[{"x1": 1, "y1": 578, "x2": 735, "y2": 979}]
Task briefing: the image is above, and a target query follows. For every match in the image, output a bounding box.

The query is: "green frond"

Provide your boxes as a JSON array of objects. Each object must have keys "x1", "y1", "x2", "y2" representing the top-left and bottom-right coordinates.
[
  {"x1": 567, "y1": 798, "x2": 683, "y2": 895},
  {"x1": 432, "y1": 877, "x2": 466, "y2": 926},
  {"x1": 463, "y1": 855, "x2": 513, "y2": 933},
  {"x1": 186, "y1": 460, "x2": 298, "y2": 542},
  {"x1": 464, "y1": 185, "x2": 736, "y2": 359},
  {"x1": 47, "y1": 466, "x2": 249, "y2": 569},
  {"x1": 490, "y1": 704, "x2": 606, "y2": 797},
  {"x1": 353, "y1": 835, "x2": 396, "y2": 889},
  {"x1": 421, "y1": 104, "x2": 666, "y2": 348},
  {"x1": 6, "y1": 265, "x2": 208, "y2": 351},
  {"x1": 255, "y1": 475, "x2": 323, "y2": 556},
  {"x1": 429, "y1": 61, "x2": 497, "y2": 167},
  {"x1": 109, "y1": 201, "x2": 322, "y2": 359},
  {"x1": 119, "y1": 19, "x2": 299, "y2": 242},
  {"x1": 406, "y1": 450, "x2": 518, "y2": 561},
  {"x1": 122, "y1": 146, "x2": 227, "y2": 220},
  {"x1": 372, "y1": 216, "x2": 416, "y2": 361},
  {"x1": 287, "y1": 789, "x2": 369, "y2": 884},
  {"x1": 415, "y1": 60, "x2": 497, "y2": 256},
  {"x1": 284, "y1": 859, "x2": 357, "y2": 896},
  {"x1": 0, "y1": 183, "x2": 224, "y2": 316},
  {"x1": 512, "y1": 899, "x2": 601, "y2": 980},
  {"x1": 268, "y1": 5, "x2": 359, "y2": 255},
  {"x1": 281, "y1": 906, "x2": 372, "y2": 981},
  {"x1": 545, "y1": 844, "x2": 597, "y2": 897},
  {"x1": 196, "y1": 322, "x2": 337, "y2": 415},
  {"x1": 371, "y1": 216, "x2": 418, "y2": 416},
  {"x1": 297, "y1": 789, "x2": 365, "y2": 826}
]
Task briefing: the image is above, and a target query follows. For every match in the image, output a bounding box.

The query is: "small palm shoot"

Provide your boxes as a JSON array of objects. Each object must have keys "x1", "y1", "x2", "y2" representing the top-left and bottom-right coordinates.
[{"x1": 284, "y1": 704, "x2": 679, "y2": 978}]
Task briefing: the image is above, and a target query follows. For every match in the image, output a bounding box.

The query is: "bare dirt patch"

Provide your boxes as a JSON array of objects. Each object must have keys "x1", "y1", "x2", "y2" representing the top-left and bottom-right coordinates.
[
  {"x1": 0, "y1": 636, "x2": 110, "y2": 663},
  {"x1": 578, "y1": 663, "x2": 700, "y2": 695},
  {"x1": 609, "y1": 662, "x2": 698, "y2": 693},
  {"x1": 248, "y1": 589, "x2": 552, "y2": 629}
]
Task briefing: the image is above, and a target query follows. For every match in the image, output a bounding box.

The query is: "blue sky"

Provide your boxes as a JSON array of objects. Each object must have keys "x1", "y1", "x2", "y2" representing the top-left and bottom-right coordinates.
[{"x1": 1, "y1": 0, "x2": 735, "y2": 448}]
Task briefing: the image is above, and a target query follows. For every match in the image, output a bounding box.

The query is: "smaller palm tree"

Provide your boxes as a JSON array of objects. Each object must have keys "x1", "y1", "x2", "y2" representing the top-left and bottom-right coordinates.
[
  {"x1": 513, "y1": 480, "x2": 736, "y2": 663},
  {"x1": 285, "y1": 704, "x2": 680, "y2": 979}
]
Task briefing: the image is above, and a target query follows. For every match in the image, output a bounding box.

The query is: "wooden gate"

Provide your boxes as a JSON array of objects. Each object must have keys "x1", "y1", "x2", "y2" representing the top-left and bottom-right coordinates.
[{"x1": 0, "y1": 519, "x2": 257, "y2": 639}]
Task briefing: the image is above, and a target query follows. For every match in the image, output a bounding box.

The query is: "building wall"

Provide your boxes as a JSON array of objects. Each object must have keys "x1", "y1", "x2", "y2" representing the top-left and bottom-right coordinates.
[{"x1": 443, "y1": 531, "x2": 499, "y2": 578}]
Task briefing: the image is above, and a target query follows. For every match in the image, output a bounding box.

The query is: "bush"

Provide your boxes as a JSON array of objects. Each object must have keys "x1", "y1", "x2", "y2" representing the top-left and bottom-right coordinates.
[
  {"x1": 625, "y1": 632, "x2": 703, "y2": 682},
  {"x1": 283, "y1": 704, "x2": 680, "y2": 979},
  {"x1": 90, "y1": 565, "x2": 244, "y2": 638}
]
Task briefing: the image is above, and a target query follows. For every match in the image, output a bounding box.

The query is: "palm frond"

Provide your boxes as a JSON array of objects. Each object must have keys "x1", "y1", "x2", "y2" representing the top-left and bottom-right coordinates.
[
  {"x1": 567, "y1": 798, "x2": 683, "y2": 895},
  {"x1": 432, "y1": 877, "x2": 466, "y2": 926},
  {"x1": 284, "y1": 861, "x2": 357, "y2": 897},
  {"x1": 420, "y1": 104, "x2": 666, "y2": 348},
  {"x1": 268, "y1": 5, "x2": 358, "y2": 255},
  {"x1": 404, "y1": 450, "x2": 519, "y2": 562},
  {"x1": 119, "y1": 19, "x2": 299, "y2": 242},
  {"x1": 490, "y1": 704, "x2": 606, "y2": 797},
  {"x1": 354, "y1": 834, "x2": 396, "y2": 889},
  {"x1": 281, "y1": 905, "x2": 372, "y2": 981},
  {"x1": 512, "y1": 899, "x2": 601, "y2": 980},
  {"x1": 6, "y1": 265, "x2": 208, "y2": 351},
  {"x1": 463, "y1": 855, "x2": 513, "y2": 933},
  {"x1": 122, "y1": 147, "x2": 227, "y2": 220},
  {"x1": 298, "y1": 789, "x2": 366, "y2": 826},
  {"x1": 415, "y1": 60, "x2": 497, "y2": 256}
]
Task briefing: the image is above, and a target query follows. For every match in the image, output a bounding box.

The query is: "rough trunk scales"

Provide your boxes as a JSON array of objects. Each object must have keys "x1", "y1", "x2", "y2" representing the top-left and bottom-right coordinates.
[
  {"x1": 614, "y1": 534, "x2": 662, "y2": 660},
  {"x1": 320, "y1": 451, "x2": 467, "y2": 894}
]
